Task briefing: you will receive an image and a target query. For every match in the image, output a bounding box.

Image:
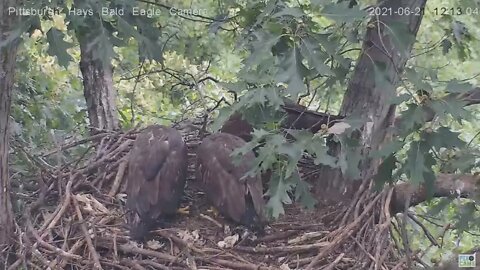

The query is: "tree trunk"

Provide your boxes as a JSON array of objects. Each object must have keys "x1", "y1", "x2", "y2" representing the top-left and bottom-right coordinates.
[
  {"x1": 0, "y1": 0, "x2": 19, "y2": 256},
  {"x1": 318, "y1": 0, "x2": 427, "y2": 198},
  {"x1": 78, "y1": 41, "x2": 120, "y2": 132},
  {"x1": 305, "y1": 4, "x2": 429, "y2": 267},
  {"x1": 72, "y1": 0, "x2": 120, "y2": 133}
]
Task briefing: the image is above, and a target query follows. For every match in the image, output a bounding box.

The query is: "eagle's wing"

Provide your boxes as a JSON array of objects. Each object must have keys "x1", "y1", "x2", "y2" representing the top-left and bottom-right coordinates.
[
  {"x1": 126, "y1": 125, "x2": 187, "y2": 220},
  {"x1": 246, "y1": 175, "x2": 265, "y2": 223},
  {"x1": 220, "y1": 113, "x2": 254, "y2": 142}
]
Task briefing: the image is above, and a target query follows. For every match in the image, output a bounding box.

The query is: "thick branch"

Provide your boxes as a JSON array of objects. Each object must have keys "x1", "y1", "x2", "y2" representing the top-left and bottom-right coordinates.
[
  {"x1": 391, "y1": 173, "x2": 480, "y2": 214},
  {"x1": 394, "y1": 86, "x2": 480, "y2": 130},
  {"x1": 452, "y1": 86, "x2": 480, "y2": 106}
]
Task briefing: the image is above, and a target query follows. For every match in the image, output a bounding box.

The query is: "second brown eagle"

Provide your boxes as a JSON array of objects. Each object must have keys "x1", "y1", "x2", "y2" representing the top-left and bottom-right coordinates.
[{"x1": 196, "y1": 133, "x2": 266, "y2": 231}]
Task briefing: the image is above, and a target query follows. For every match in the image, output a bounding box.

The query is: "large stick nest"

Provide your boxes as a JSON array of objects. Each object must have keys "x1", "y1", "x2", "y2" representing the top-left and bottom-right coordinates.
[{"x1": 5, "y1": 127, "x2": 405, "y2": 270}]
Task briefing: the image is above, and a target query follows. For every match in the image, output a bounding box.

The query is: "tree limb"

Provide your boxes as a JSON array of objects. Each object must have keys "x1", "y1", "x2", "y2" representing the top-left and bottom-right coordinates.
[
  {"x1": 391, "y1": 173, "x2": 480, "y2": 214},
  {"x1": 394, "y1": 86, "x2": 480, "y2": 130}
]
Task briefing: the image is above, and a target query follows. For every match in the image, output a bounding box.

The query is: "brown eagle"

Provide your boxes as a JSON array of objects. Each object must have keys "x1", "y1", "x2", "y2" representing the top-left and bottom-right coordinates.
[
  {"x1": 196, "y1": 133, "x2": 266, "y2": 230},
  {"x1": 126, "y1": 125, "x2": 188, "y2": 240}
]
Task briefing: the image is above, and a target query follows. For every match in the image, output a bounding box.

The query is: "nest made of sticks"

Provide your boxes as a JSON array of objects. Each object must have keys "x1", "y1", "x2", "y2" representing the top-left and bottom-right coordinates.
[{"x1": 4, "y1": 126, "x2": 404, "y2": 270}]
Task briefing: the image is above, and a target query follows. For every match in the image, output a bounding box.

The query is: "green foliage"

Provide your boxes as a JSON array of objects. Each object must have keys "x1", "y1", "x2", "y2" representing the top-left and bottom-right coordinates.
[
  {"x1": 405, "y1": 140, "x2": 436, "y2": 186},
  {"x1": 374, "y1": 154, "x2": 397, "y2": 190},
  {"x1": 8, "y1": 0, "x2": 480, "y2": 258},
  {"x1": 46, "y1": 28, "x2": 74, "y2": 68},
  {"x1": 316, "y1": 2, "x2": 367, "y2": 23},
  {"x1": 275, "y1": 47, "x2": 309, "y2": 97}
]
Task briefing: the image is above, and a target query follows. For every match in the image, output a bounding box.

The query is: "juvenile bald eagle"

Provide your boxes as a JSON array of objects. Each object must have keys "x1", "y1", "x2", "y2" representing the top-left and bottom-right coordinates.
[
  {"x1": 196, "y1": 133, "x2": 266, "y2": 230},
  {"x1": 126, "y1": 125, "x2": 188, "y2": 240}
]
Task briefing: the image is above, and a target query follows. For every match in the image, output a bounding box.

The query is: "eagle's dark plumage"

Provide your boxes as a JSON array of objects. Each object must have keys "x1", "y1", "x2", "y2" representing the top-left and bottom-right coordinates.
[
  {"x1": 220, "y1": 113, "x2": 254, "y2": 142},
  {"x1": 281, "y1": 99, "x2": 344, "y2": 133},
  {"x1": 126, "y1": 125, "x2": 188, "y2": 240},
  {"x1": 196, "y1": 133, "x2": 266, "y2": 230}
]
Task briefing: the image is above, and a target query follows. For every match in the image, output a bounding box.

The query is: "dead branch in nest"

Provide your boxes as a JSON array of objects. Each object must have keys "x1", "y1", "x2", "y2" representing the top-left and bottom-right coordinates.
[
  {"x1": 72, "y1": 196, "x2": 103, "y2": 269},
  {"x1": 305, "y1": 193, "x2": 383, "y2": 270},
  {"x1": 108, "y1": 158, "x2": 128, "y2": 197},
  {"x1": 234, "y1": 241, "x2": 329, "y2": 254},
  {"x1": 41, "y1": 132, "x2": 113, "y2": 158},
  {"x1": 323, "y1": 253, "x2": 345, "y2": 270}
]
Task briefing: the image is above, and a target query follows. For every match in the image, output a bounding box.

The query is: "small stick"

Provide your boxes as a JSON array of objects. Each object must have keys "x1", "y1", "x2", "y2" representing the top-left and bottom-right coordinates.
[
  {"x1": 108, "y1": 159, "x2": 128, "y2": 197},
  {"x1": 72, "y1": 196, "x2": 103, "y2": 270},
  {"x1": 199, "y1": 213, "x2": 223, "y2": 228}
]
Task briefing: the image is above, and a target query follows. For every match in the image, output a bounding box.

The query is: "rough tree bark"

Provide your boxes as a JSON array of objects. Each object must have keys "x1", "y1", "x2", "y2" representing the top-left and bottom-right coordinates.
[
  {"x1": 0, "y1": 0, "x2": 19, "y2": 254},
  {"x1": 78, "y1": 42, "x2": 120, "y2": 132},
  {"x1": 74, "y1": 0, "x2": 120, "y2": 132},
  {"x1": 318, "y1": 0, "x2": 427, "y2": 198},
  {"x1": 316, "y1": 0, "x2": 480, "y2": 209},
  {"x1": 306, "y1": 2, "x2": 479, "y2": 267}
]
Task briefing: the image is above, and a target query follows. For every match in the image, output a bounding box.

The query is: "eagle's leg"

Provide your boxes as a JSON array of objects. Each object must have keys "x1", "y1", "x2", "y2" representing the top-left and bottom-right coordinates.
[
  {"x1": 207, "y1": 206, "x2": 219, "y2": 217},
  {"x1": 176, "y1": 206, "x2": 190, "y2": 214}
]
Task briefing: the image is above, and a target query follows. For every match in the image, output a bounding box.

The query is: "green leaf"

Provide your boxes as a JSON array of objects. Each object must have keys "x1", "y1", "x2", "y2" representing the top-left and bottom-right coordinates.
[
  {"x1": 277, "y1": 143, "x2": 303, "y2": 177},
  {"x1": 389, "y1": 93, "x2": 412, "y2": 105},
  {"x1": 427, "y1": 198, "x2": 453, "y2": 216},
  {"x1": 371, "y1": 140, "x2": 404, "y2": 158},
  {"x1": 300, "y1": 38, "x2": 334, "y2": 76},
  {"x1": 314, "y1": 33, "x2": 350, "y2": 68},
  {"x1": 275, "y1": 47, "x2": 308, "y2": 97},
  {"x1": 454, "y1": 202, "x2": 477, "y2": 233},
  {"x1": 313, "y1": 146, "x2": 337, "y2": 167},
  {"x1": 212, "y1": 108, "x2": 235, "y2": 133},
  {"x1": 445, "y1": 80, "x2": 474, "y2": 93},
  {"x1": 387, "y1": 21, "x2": 415, "y2": 57},
  {"x1": 266, "y1": 175, "x2": 294, "y2": 219},
  {"x1": 404, "y1": 141, "x2": 436, "y2": 185},
  {"x1": 373, "y1": 61, "x2": 392, "y2": 91},
  {"x1": 245, "y1": 30, "x2": 280, "y2": 67},
  {"x1": 46, "y1": 28, "x2": 74, "y2": 68},
  {"x1": 444, "y1": 150, "x2": 476, "y2": 173},
  {"x1": 256, "y1": 147, "x2": 278, "y2": 174},
  {"x1": 422, "y1": 127, "x2": 466, "y2": 150},
  {"x1": 338, "y1": 136, "x2": 361, "y2": 180},
  {"x1": 397, "y1": 104, "x2": 425, "y2": 134},
  {"x1": 320, "y1": 2, "x2": 367, "y2": 23},
  {"x1": 116, "y1": 16, "x2": 139, "y2": 39},
  {"x1": 87, "y1": 29, "x2": 116, "y2": 69},
  {"x1": 294, "y1": 180, "x2": 317, "y2": 210},
  {"x1": 404, "y1": 68, "x2": 433, "y2": 92},
  {"x1": 374, "y1": 154, "x2": 397, "y2": 190},
  {"x1": 428, "y1": 97, "x2": 471, "y2": 122}
]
